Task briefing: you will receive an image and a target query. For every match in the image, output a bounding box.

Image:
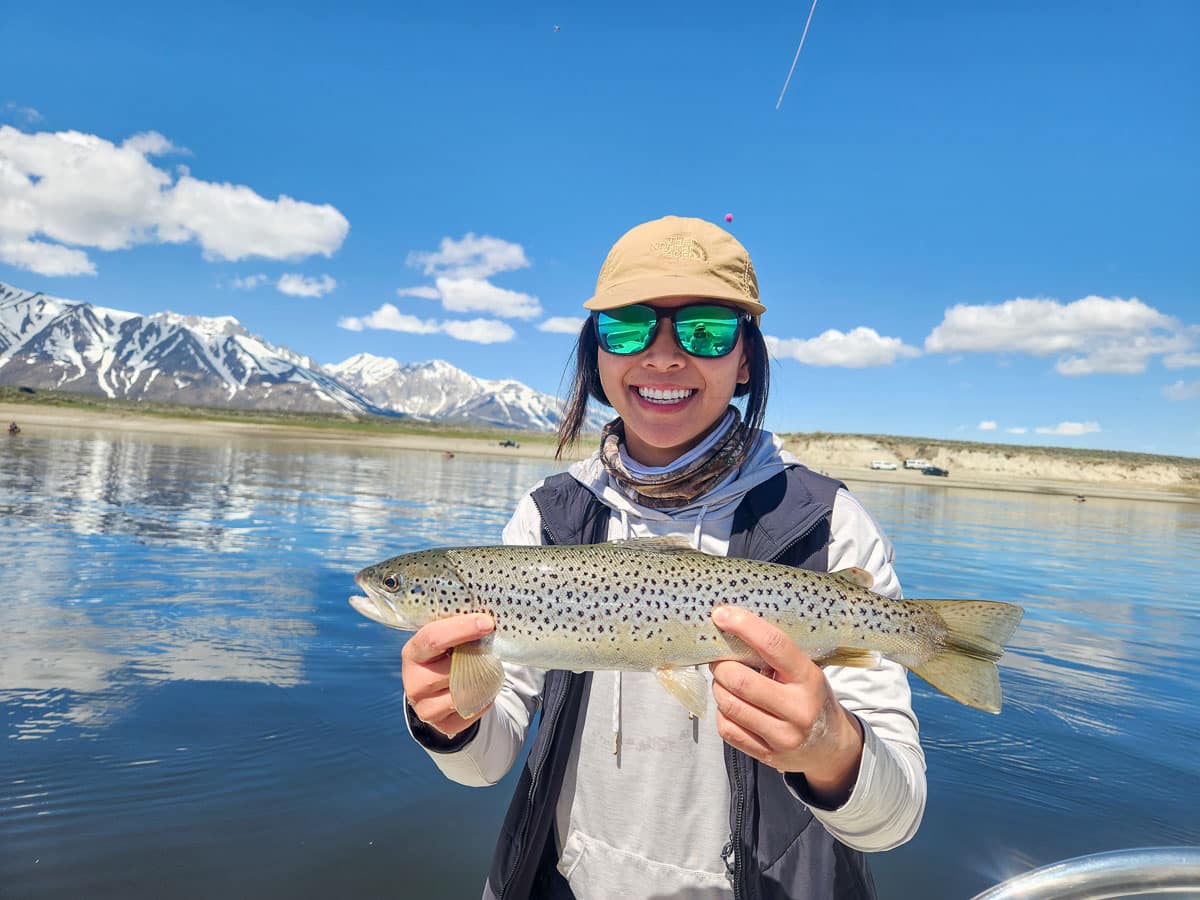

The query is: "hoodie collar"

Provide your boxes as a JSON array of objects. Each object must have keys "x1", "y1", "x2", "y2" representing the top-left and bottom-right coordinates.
[{"x1": 569, "y1": 428, "x2": 798, "y2": 522}]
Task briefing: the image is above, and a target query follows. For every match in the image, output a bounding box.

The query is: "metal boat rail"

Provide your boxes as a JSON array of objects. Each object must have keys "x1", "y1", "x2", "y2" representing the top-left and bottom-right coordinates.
[{"x1": 972, "y1": 847, "x2": 1200, "y2": 899}]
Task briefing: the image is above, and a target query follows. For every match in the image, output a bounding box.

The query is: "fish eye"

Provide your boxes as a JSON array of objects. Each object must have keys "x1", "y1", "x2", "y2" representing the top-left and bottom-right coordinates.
[{"x1": 381, "y1": 574, "x2": 401, "y2": 592}]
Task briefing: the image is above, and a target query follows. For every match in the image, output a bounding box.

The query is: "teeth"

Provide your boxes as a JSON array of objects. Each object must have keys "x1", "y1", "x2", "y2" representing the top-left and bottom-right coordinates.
[{"x1": 637, "y1": 387, "x2": 694, "y2": 403}]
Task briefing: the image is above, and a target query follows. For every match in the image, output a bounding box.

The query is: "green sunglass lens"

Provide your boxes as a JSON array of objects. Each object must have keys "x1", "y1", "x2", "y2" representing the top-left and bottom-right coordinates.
[
  {"x1": 596, "y1": 307, "x2": 656, "y2": 354},
  {"x1": 674, "y1": 306, "x2": 740, "y2": 357}
]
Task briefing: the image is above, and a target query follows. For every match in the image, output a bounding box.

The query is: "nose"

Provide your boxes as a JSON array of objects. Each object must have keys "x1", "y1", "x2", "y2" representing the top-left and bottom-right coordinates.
[{"x1": 640, "y1": 318, "x2": 686, "y2": 369}]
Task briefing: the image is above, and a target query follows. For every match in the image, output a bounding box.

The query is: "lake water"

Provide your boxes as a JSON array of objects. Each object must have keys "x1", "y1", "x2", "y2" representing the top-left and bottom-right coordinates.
[{"x1": 2, "y1": 429, "x2": 1198, "y2": 899}]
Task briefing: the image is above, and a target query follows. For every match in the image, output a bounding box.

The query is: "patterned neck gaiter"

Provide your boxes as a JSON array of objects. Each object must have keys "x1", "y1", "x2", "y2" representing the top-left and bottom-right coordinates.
[{"x1": 598, "y1": 407, "x2": 750, "y2": 509}]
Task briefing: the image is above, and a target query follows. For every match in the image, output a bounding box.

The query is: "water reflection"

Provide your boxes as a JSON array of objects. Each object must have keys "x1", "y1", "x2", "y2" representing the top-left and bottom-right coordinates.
[
  {"x1": 1, "y1": 432, "x2": 1197, "y2": 898},
  {"x1": 849, "y1": 483, "x2": 1200, "y2": 896},
  {"x1": 0, "y1": 432, "x2": 558, "y2": 741}
]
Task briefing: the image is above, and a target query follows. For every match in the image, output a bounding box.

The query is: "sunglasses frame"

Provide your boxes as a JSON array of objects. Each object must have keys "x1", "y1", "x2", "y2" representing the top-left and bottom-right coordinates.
[{"x1": 592, "y1": 303, "x2": 751, "y2": 359}]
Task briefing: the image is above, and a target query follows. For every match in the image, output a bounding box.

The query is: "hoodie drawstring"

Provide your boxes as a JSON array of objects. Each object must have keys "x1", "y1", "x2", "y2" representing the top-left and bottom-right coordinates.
[
  {"x1": 611, "y1": 506, "x2": 711, "y2": 756},
  {"x1": 692, "y1": 504, "x2": 709, "y2": 550},
  {"x1": 613, "y1": 509, "x2": 632, "y2": 755}
]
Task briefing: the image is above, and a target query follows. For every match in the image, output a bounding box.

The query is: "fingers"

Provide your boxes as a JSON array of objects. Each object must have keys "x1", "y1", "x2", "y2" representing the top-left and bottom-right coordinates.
[
  {"x1": 711, "y1": 606, "x2": 814, "y2": 687},
  {"x1": 710, "y1": 663, "x2": 786, "y2": 737},
  {"x1": 713, "y1": 706, "x2": 775, "y2": 766},
  {"x1": 401, "y1": 614, "x2": 496, "y2": 736},
  {"x1": 415, "y1": 693, "x2": 491, "y2": 739},
  {"x1": 709, "y1": 658, "x2": 786, "y2": 718},
  {"x1": 401, "y1": 614, "x2": 494, "y2": 665}
]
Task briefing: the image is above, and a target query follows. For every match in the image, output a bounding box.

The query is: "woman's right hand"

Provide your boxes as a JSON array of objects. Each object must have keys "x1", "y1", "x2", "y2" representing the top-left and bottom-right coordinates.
[{"x1": 401, "y1": 614, "x2": 495, "y2": 738}]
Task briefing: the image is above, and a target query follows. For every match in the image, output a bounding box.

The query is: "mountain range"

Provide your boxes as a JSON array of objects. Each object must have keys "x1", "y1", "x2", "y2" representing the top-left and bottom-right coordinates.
[{"x1": 0, "y1": 281, "x2": 608, "y2": 432}]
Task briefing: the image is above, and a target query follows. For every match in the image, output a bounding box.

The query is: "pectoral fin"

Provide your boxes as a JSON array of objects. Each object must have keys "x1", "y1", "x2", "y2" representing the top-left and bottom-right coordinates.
[
  {"x1": 654, "y1": 666, "x2": 709, "y2": 719},
  {"x1": 449, "y1": 639, "x2": 505, "y2": 719}
]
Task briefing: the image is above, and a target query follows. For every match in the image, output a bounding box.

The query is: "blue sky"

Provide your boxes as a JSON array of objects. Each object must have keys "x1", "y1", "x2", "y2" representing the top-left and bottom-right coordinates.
[{"x1": 3, "y1": 0, "x2": 1196, "y2": 457}]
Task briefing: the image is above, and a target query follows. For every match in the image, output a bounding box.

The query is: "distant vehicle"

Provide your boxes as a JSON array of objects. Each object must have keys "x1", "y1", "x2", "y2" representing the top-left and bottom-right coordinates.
[
  {"x1": 498, "y1": 439, "x2": 520, "y2": 448},
  {"x1": 869, "y1": 460, "x2": 897, "y2": 470},
  {"x1": 921, "y1": 466, "x2": 950, "y2": 477},
  {"x1": 904, "y1": 458, "x2": 929, "y2": 469}
]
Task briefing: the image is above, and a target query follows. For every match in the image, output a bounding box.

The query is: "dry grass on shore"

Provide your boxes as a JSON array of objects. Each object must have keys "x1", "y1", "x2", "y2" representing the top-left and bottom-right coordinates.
[{"x1": 3, "y1": 388, "x2": 1196, "y2": 504}]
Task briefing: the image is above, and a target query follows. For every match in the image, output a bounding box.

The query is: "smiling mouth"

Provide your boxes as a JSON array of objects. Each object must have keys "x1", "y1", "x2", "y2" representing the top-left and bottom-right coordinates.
[{"x1": 635, "y1": 386, "x2": 695, "y2": 404}]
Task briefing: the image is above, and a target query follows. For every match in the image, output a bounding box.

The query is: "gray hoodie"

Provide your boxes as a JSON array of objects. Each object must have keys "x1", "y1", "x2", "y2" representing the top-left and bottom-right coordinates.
[{"x1": 409, "y1": 429, "x2": 926, "y2": 899}]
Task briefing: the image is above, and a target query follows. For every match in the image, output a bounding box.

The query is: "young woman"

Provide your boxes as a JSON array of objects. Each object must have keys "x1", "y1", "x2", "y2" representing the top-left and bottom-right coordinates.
[{"x1": 401, "y1": 216, "x2": 926, "y2": 899}]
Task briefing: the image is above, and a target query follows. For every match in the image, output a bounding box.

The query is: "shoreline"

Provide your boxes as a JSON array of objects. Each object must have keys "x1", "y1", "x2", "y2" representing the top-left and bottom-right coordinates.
[{"x1": 4, "y1": 401, "x2": 1197, "y2": 505}]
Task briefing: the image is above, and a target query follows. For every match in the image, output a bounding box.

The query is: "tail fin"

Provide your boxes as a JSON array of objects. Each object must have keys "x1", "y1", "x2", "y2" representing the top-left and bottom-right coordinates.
[{"x1": 907, "y1": 600, "x2": 1024, "y2": 713}]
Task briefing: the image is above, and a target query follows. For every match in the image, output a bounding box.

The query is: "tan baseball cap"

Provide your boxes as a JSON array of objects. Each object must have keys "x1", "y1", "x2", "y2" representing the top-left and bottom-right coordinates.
[{"x1": 583, "y1": 215, "x2": 766, "y2": 318}]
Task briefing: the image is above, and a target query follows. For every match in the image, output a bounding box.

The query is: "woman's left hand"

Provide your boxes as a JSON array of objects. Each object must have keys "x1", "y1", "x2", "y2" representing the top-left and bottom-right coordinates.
[{"x1": 709, "y1": 606, "x2": 865, "y2": 807}]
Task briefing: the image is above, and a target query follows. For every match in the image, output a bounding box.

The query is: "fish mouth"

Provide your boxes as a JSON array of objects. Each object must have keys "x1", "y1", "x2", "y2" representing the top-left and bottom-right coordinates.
[
  {"x1": 349, "y1": 572, "x2": 425, "y2": 631},
  {"x1": 348, "y1": 573, "x2": 411, "y2": 630},
  {"x1": 349, "y1": 592, "x2": 403, "y2": 629}
]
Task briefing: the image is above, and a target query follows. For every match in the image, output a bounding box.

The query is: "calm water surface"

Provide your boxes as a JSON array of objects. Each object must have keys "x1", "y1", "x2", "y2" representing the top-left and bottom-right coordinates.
[{"x1": 2, "y1": 429, "x2": 1198, "y2": 899}]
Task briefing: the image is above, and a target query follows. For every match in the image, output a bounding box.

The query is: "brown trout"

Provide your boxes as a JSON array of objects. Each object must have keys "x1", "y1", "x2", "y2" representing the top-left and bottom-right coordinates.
[{"x1": 351, "y1": 537, "x2": 1023, "y2": 717}]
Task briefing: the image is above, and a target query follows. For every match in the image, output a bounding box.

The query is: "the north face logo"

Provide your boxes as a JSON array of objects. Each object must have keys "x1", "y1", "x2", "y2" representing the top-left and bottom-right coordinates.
[{"x1": 650, "y1": 235, "x2": 708, "y2": 262}]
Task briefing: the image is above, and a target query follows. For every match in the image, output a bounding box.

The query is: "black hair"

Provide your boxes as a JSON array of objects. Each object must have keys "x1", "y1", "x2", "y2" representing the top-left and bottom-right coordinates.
[{"x1": 555, "y1": 315, "x2": 771, "y2": 459}]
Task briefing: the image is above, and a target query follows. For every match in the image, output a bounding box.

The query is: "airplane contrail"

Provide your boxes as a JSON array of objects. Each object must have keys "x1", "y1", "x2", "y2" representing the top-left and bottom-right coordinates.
[{"x1": 776, "y1": 0, "x2": 820, "y2": 110}]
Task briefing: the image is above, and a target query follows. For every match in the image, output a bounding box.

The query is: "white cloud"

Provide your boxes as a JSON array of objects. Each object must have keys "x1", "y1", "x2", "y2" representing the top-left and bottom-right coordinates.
[
  {"x1": 337, "y1": 304, "x2": 515, "y2": 344},
  {"x1": 0, "y1": 125, "x2": 349, "y2": 276},
  {"x1": 1034, "y1": 421, "x2": 1101, "y2": 436},
  {"x1": 338, "y1": 304, "x2": 440, "y2": 334},
  {"x1": 123, "y1": 131, "x2": 186, "y2": 157},
  {"x1": 398, "y1": 233, "x2": 539, "y2": 323},
  {"x1": 408, "y1": 233, "x2": 529, "y2": 280},
  {"x1": 0, "y1": 238, "x2": 94, "y2": 275},
  {"x1": 925, "y1": 295, "x2": 1192, "y2": 376},
  {"x1": 765, "y1": 327, "x2": 921, "y2": 367},
  {"x1": 442, "y1": 318, "x2": 516, "y2": 343},
  {"x1": 5, "y1": 102, "x2": 44, "y2": 125},
  {"x1": 1007, "y1": 427, "x2": 1028, "y2": 434},
  {"x1": 277, "y1": 273, "x2": 336, "y2": 298},
  {"x1": 231, "y1": 274, "x2": 268, "y2": 290},
  {"x1": 434, "y1": 276, "x2": 541, "y2": 319},
  {"x1": 539, "y1": 316, "x2": 587, "y2": 334},
  {"x1": 978, "y1": 420, "x2": 997, "y2": 431},
  {"x1": 1163, "y1": 380, "x2": 1200, "y2": 402},
  {"x1": 1055, "y1": 333, "x2": 1194, "y2": 375},
  {"x1": 396, "y1": 286, "x2": 441, "y2": 300},
  {"x1": 159, "y1": 176, "x2": 348, "y2": 262},
  {"x1": 1164, "y1": 351, "x2": 1200, "y2": 369}
]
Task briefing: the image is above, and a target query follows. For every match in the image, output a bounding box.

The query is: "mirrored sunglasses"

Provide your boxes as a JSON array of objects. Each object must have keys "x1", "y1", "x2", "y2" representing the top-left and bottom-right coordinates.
[{"x1": 593, "y1": 303, "x2": 749, "y2": 358}]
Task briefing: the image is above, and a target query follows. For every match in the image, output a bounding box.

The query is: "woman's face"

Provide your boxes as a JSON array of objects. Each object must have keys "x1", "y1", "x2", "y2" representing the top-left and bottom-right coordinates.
[{"x1": 597, "y1": 296, "x2": 751, "y2": 468}]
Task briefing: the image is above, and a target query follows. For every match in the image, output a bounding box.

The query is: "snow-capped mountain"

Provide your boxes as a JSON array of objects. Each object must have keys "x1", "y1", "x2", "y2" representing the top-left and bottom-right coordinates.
[
  {"x1": 0, "y1": 282, "x2": 380, "y2": 415},
  {"x1": 325, "y1": 354, "x2": 611, "y2": 433},
  {"x1": 0, "y1": 281, "x2": 605, "y2": 432}
]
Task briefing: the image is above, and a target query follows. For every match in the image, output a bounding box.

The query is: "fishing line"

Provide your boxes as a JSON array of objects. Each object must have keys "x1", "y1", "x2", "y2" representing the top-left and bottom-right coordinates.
[{"x1": 775, "y1": 0, "x2": 820, "y2": 110}]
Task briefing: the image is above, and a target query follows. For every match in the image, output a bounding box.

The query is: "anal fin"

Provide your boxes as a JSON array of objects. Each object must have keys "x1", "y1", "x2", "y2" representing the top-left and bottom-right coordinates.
[{"x1": 654, "y1": 666, "x2": 709, "y2": 719}]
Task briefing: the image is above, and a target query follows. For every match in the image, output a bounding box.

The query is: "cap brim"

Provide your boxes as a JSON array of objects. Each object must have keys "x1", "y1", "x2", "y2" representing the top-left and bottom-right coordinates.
[{"x1": 583, "y1": 275, "x2": 766, "y2": 317}]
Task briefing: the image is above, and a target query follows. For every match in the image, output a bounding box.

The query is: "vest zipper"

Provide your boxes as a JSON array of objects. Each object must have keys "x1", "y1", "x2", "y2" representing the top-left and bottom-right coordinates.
[
  {"x1": 767, "y1": 512, "x2": 826, "y2": 566},
  {"x1": 724, "y1": 508, "x2": 828, "y2": 900},
  {"x1": 530, "y1": 493, "x2": 564, "y2": 548},
  {"x1": 498, "y1": 504, "x2": 574, "y2": 900},
  {"x1": 498, "y1": 675, "x2": 572, "y2": 899},
  {"x1": 725, "y1": 743, "x2": 747, "y2": 900}
]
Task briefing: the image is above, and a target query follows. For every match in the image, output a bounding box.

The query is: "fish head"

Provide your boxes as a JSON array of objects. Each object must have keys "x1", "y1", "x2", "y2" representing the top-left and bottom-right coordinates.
[{"x1": 351, "y1": 549, "x2": 470, "y2": 632}]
